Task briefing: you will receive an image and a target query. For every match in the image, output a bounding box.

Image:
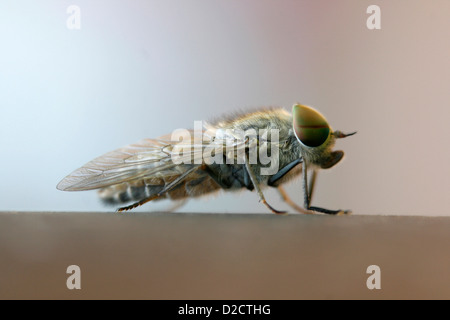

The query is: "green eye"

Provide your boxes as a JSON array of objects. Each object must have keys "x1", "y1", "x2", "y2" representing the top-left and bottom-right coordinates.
[{"x1": 292, "y1": 104, "x2": 330, "y2": 147}]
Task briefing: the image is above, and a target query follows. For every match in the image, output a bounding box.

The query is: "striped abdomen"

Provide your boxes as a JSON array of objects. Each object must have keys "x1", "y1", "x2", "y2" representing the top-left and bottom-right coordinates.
[
  {"x1": 98, "y1": 163, "x2": 255, "y2": 206},
  {"x1": 97, "y1": 169, "x2": 221, "y2": 206}
]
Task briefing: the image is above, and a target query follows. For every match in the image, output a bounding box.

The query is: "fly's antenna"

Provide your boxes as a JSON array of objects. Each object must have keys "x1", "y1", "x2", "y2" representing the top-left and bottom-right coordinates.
[{"x1": 332, "y1": 131, "x2": 357, "y2": 139}]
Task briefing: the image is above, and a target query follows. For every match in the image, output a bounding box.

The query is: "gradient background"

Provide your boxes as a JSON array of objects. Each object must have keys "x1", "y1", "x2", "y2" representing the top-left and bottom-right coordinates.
[{"x1": 1, "y1": 0, "x2": 449, "y2": 215}]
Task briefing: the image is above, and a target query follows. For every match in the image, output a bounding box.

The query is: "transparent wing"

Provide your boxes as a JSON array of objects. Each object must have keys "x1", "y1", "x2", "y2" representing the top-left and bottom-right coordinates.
[{"x1": 57, "y1": 128, "x2": 249, "y2": 191}]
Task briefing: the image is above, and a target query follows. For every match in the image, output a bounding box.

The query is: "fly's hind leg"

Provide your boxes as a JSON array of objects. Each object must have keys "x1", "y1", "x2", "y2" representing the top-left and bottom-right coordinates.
[
  {"x1": 244, "y1": 151, "x2": 286, "y2": 214},
  {"x1": 117, "y1": 166, "x2": 199, "y2": 212},
  {"x1": 117, "y1": 194, "x2": 160, "y2": 212}
]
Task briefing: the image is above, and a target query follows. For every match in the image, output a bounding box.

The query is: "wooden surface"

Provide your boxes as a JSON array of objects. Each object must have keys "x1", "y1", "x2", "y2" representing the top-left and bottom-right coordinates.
[{"x1": 0, "y1": 212, "x2": 449, "y2": 300}]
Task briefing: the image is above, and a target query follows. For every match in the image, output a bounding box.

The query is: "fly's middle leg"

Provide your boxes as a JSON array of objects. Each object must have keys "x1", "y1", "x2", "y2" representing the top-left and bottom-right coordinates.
[
  {"x1": 277, "y1": 185, "x2": 311, "y2": 214},
  {"x1": 244, "y1": 151, "x2": 286, "y2": 214}
]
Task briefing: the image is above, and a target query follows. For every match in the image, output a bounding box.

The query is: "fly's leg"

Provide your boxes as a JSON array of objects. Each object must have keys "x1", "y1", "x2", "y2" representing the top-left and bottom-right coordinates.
[
  {"x1": 117, "y1": 166, "x2": 199, "y2": 212},
  {"x1": 166, "y1": 199, "x2": 188, "y2": 213},
  {"x1": 302, "y1": 160, "x2": 350, "y2": 215},
  {"x1": 244, "y1": 151, "x2": 286, "y2": 214},
  {"x1": 277, "y1": 185, "x2": 311, "y2": 214},
  {"x1": 308, "y1": 169, "x2": 317, "y2": 204},
  {"x1": 267, "y1": 158, "x2": 303, "y2": 186},
  {"x1": 268, "y1": 158, "x2": 310, "y2": 214},
  {"x1": 117, "y1": 194, "x2": 159, "y2": 212}
]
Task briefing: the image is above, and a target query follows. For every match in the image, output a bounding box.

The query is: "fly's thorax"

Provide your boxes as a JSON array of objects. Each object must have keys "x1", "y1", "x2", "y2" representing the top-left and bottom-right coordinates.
[
  {"x1": 213, "y1": 108, "x2": 293, "y2": 143},
  {"x1": 277, "y1": 132, "x2": 301, "y2": 161}
]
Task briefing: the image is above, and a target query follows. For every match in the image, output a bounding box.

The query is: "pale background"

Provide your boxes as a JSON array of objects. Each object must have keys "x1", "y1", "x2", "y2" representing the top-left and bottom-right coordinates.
[{"x1": 1, "y1": 0, "x2": 449, "y2": 215}]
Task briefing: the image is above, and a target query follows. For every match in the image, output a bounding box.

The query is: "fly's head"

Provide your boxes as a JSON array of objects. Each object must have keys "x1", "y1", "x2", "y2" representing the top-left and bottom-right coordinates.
[{"x1": 292, "y1": 103, "x2": 356, "y2": 169}]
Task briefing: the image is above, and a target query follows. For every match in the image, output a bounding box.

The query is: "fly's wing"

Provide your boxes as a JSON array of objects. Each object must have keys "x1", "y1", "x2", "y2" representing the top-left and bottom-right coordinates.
[{"x1": 56, "y1": 129, "x2": 248, "y2": 191}]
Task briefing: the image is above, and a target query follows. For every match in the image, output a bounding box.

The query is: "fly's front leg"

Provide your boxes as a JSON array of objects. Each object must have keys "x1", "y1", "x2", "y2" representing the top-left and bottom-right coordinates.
[
  {"x1": 302, "y1": 159, "x2": 350, "y2": 215},
  {"x1": 244, "y1": 151, "x2": 286, "y2": 214},
  {"x1": 308, "y1": 169, "x2": 317, "y2": 204},
  {"x1": 302, "y1": 160, "x2": 310, "y2": 210}
]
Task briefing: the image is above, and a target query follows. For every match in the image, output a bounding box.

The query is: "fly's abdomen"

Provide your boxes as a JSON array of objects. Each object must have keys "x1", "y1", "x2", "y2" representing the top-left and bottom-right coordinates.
[
  {"x1": 98, "y1": 180, "x2": 165, "y2": 206},
  {"x1": 98, "y1": 170, "x2": 223, "y2": 206}
]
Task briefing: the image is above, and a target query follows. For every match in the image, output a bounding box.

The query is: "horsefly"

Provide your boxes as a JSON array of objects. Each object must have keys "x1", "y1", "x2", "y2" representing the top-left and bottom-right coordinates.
[{"x1": 57, "y1": 103, "x2": 356, "y2": 214}]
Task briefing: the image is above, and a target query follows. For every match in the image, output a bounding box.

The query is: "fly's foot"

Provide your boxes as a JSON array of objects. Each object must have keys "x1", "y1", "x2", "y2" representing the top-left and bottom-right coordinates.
[
  {"x1": 309, "y1": 206, "x2": 351, "y2": 215},
  {"x1": 261, "y1": 199, "x2": 287, "y2": 215}
]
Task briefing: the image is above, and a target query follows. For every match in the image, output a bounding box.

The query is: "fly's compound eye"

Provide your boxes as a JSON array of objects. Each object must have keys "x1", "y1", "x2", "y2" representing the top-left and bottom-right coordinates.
[{"x1": 292, "y1": 104, "x2": 330, "y2": 147}]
